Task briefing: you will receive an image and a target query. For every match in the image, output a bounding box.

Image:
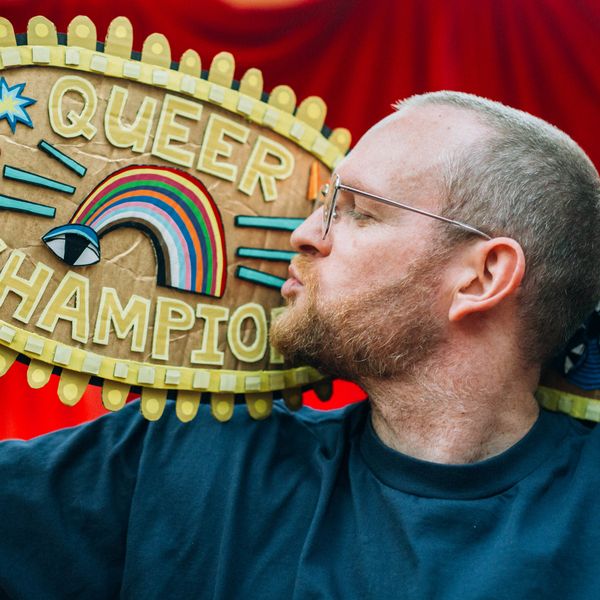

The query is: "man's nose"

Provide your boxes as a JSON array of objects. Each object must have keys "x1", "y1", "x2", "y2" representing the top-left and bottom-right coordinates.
[{"x1": 290, "y1": 207, "x2": 332, "y2": 256}]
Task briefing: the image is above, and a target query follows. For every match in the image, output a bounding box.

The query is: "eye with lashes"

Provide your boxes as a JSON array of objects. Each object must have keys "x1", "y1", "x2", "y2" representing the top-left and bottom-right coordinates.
[
  {"x1": 345, "y1": 208, "x2": 372, "y2": 220},
  {"x1": 336, "y1": 204, "x2": 374, "y2": 222}
]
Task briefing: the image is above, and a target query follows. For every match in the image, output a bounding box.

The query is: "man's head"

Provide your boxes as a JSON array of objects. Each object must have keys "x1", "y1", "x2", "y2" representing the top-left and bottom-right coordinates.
[
  {"x1": 271, "y1": 92, "x2": 600, "y2": 383},
  {"x1": 401, "y1": 91, "x2": 600, "y2": 363}
]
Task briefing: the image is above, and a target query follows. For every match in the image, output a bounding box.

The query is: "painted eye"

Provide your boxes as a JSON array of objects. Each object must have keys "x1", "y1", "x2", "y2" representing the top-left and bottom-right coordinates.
[{"x1": 42, "y1": 224, "x2": 100, "y2": 267}]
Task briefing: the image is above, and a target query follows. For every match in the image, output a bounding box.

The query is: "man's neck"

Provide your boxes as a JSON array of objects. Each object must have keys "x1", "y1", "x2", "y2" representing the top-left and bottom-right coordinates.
[{"x1": 364, "y1": 361, "x2": 540, "y2": 465}]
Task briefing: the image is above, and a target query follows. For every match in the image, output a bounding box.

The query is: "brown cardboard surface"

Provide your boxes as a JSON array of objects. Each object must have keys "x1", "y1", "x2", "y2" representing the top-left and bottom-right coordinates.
[{"x1": 0, "y1": 65, "x2": 329, "y2": 374}]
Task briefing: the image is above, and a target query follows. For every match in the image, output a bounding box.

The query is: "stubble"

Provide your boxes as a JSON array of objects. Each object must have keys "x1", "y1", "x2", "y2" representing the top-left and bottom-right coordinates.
[{"x1": 270, "y1": 246, "x2": 450, "y2": 384}]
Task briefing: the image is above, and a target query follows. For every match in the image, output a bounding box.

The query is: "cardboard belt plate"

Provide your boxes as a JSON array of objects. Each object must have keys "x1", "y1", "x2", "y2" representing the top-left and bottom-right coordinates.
[{"x1": 0, "y1": 15, "x2": 351, "y2": 422}]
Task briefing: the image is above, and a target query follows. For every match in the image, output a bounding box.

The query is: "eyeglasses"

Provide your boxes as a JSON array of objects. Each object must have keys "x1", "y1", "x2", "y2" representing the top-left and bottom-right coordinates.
[{"x1": 319, "y1": 173, "x2": 491, "y2": 240}]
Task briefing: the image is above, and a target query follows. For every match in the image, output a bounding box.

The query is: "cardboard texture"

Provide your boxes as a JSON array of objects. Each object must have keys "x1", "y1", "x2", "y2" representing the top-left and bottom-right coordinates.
[{"x1": 0, "y1": 15, "x2": 351, "y2": 420}]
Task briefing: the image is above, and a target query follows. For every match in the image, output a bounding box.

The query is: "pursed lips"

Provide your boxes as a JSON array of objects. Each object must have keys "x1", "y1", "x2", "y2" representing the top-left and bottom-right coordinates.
[
  {"x1": 281, "y1": 262, "x2": 306, "y2": 298},
  {"x1": 288, "y1": 263, "x2": 303, "y2": 285}
]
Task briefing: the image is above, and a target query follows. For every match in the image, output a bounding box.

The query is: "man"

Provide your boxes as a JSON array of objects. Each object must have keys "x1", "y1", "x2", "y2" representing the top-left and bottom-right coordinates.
[{"x1": 1, "y1": 92, "x2": 599, "y2": 599}]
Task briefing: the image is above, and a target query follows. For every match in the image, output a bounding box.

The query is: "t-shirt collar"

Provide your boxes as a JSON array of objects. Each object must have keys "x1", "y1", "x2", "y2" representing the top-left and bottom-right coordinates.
[{"x1": 359, "y1": 407, "x2": 572, "y2": 499}]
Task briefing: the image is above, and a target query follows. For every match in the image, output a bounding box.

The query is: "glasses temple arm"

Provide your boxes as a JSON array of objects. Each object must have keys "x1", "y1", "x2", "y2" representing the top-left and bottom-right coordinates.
[{"x1": 339, "y1": 184, "x2": 491, "y2": 240}]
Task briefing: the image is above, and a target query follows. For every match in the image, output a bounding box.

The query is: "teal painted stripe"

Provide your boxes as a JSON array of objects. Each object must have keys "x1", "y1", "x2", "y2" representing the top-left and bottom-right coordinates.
[
  {"x1": 0, "y1": 194, "x2": 56, "y2": 218},
  {"x1": 3, "y1": 165, "x2": 76, "y2": 194},
  {"x1": 235, "y1": 215, "x2": 304, "y2": 231},
  {"x1": 236, "y1": 266, "x2": 286, "y2": 290},
  {"x1": 38, "y1": 140, "x2": 87, "y2": 177},
  {"x1": 236, "y1": 247, "x2": 296, "y2": 262}
]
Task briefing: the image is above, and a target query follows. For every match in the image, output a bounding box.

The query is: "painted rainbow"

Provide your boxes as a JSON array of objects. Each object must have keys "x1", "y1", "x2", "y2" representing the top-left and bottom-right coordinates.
[{"x1": 66, "y1": 166, "x2": 226, "y2": 297}]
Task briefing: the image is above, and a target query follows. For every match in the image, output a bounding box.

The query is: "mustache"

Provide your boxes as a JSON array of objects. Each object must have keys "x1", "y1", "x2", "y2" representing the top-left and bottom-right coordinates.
[
  {"x1": 284, "y1": 254, "x2": 319, "y2": 306},
  {"x1": 290, "y1": 254, "x2": 315, "y2": 282},
  {"x1": 291, "y1": 254, "x2": 316, "y2": 290}
]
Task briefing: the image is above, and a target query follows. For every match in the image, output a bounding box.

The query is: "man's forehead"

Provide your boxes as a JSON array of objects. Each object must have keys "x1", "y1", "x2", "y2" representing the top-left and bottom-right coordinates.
[
  {"x1": 338, "y1": 104, "x2": 487, "y2": 195},
  {"x1": 370, "y1": 104, "x2": 487, "y2": 156}
]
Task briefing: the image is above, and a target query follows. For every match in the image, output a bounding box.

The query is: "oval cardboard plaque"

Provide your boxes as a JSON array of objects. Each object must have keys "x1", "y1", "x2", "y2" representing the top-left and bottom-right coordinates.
[{"x1": 0, "y1": 15, "x2": 350, "y2": 421}]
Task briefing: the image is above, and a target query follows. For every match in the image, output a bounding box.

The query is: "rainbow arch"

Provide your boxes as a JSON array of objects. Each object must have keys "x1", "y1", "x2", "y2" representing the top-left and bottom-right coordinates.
[{"x1": 45, "y1": 166, "x2": 227, "y2": 297}]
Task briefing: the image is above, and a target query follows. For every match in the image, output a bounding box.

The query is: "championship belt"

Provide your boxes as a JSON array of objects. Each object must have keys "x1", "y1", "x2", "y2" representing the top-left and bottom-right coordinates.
[
  {"x1": 538, "y1": 305, "x2": 600, "y2": 423},
  {"x1": 1, "y1": 16, "x2": 596, "y2": 425},
  {"x1": 0, "y1": 15, "x2": 350, "y2": 422}
]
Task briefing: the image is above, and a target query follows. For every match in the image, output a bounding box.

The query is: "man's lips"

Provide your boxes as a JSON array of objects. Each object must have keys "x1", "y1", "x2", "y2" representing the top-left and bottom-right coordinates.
[
  {"x1": 288, "y1": 264, "x2": 303, "y2": 285},
  {"x1": 281, "y1": 264, "x2": 304, "y2": 297}
]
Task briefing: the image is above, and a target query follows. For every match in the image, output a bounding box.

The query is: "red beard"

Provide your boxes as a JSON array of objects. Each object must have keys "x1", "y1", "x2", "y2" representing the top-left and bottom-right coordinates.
[{"x1": 270, "y1": 247, "x2": 449, "y2": 383}]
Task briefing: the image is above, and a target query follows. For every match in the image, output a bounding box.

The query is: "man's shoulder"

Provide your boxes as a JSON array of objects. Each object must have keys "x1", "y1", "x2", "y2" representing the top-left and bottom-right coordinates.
[
  {"x1": 538, "y1": 409, "x2": 600, "y2": 477},
  {"x1": 48, "y1": 397, "x2": 366, "y2": 469},
  {"x1": 148, "y1": 397, "x2": 370, "y2": 455},
  {"x1": 551, "y1": 408, "x2": 600, "y2": 443},
  {"x1": 1, "y1": 397, "x2": 370, "y2": 461},
  {"x1": 271, "y1": 398, "x2": 369, "y2": 432}
]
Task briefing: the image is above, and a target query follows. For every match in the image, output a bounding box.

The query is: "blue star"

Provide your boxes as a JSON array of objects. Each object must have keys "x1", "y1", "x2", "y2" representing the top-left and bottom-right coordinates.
[{"x1": 0, "y1": 76, "x2": 36, "y2": 133}]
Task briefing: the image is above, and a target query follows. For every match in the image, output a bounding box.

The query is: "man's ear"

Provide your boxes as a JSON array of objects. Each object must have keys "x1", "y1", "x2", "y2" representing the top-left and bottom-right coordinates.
[{"x1": 448, "y1": 237, "x2": 525, "y2": 322}]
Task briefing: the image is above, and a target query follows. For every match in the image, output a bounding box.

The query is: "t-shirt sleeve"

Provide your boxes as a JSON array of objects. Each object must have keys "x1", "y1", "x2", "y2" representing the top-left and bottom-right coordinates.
[{"x1": 0, "y1": 401, "x2": 148, "y2": 599}]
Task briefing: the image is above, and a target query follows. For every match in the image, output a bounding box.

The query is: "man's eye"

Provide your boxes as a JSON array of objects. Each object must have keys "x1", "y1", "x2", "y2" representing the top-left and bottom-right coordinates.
[{"x1": 344, "y1": 209, "x2": 372, "y2": 221}]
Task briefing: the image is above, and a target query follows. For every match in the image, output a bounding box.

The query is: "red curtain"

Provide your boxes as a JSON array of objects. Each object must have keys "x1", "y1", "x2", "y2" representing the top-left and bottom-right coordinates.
[{"x1": 1, "y1": 0, "x2": 599, "y2": 438}]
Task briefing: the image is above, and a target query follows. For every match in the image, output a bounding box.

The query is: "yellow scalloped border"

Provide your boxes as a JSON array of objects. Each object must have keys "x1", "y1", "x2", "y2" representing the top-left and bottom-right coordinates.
[
  {"x1": 0, "y1": 318, "x2": 320, "y2": 393},
  {"x1": 0, "y1": 15, "x2": 351, "y2": 168},
  {"x1": 535, "y1": 385, "x2": 600, "y2": 423},
  {"x1": 0, "y1": 319, "x2": 325, "y2": 421}
]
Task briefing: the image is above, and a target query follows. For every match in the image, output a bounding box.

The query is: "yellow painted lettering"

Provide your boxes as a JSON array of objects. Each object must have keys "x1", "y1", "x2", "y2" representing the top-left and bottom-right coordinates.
[
  {"x1": 238, "y1": 135, "x2": 294, "y2": 201},
  {"x1": 0, "y1": 251, "x2": 53, "y2": 324},
  {"x1": 93, "y1": 288, "x2": 151, "y2": 352},
  {"x1": 197, "y1": 113, "x2": 249, "y2": 182},
  {"x1": 151, "y1": 297, "x2": 195, "y2": 360},
  {"x1": 227, "y1": 302, "x2": 267, "y2": 363},
  {"x1": 36, "y1": 272, "x2": 90, "y2": 343},
  {"x1": 151, "y1": 94, "x2": 202, "y2": 167},
  {"x1": 104, "y1": 86, "x2": 157, "y2": 153},
  {"x1": 190, "y1": 304, "x2": 229, "y2": 366},
  {"x1": 48, "y1": 75, "x2": 97, "y2": 140}
]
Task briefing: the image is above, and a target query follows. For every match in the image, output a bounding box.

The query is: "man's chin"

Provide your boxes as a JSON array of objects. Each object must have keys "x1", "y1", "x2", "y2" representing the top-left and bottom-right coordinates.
[{"x1": 269, "y1": 300, "x2": 325, "y2": 367}]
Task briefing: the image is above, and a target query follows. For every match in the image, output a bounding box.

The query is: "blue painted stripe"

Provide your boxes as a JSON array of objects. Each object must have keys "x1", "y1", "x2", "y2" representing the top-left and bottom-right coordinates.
[
  {"x1": 236, "y1": 247, "x2": 296, "y2": 262},
  {"x1": 3, "y1": 165, "x2": 76, "y2": 194},
  {"x1": 567, "y1": 341, "x2": 600, "y2": 391},
  {"x1": 38, "y1": 140, "x2": 87, "y2": 177},
  {"x1": 0, "y1": 193, "x2": 56, "y2": 218},
  {"x1": 235, "y1": 215, "x2": 304, "y2": 231},
  {"x1": 236, "y1": 266, "x2": 285, "y2": 290}
]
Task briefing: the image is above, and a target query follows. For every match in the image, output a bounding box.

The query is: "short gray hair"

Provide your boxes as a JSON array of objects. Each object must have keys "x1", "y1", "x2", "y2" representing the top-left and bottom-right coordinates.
[{"x1": 397, "y1": 91, "x2": 600, "y2": 364}]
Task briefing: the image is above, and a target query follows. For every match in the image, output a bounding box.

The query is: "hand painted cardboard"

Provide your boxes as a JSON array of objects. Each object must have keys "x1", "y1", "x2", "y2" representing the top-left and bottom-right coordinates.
[{"x1": 0, "y1": 15, "x2": 350, "y2": 421}]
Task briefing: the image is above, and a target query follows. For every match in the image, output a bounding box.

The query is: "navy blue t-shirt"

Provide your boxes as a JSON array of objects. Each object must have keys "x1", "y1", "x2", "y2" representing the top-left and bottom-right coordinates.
[{"x1": 0, "y1": 399, "x2": 599, "y2": 599}]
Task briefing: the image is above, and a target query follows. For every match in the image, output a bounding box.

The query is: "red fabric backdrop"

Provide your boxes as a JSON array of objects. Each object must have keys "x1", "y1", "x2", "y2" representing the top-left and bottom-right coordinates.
[{"x1": 0, "y1": 0, "x2": 598, "y2": 438}]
